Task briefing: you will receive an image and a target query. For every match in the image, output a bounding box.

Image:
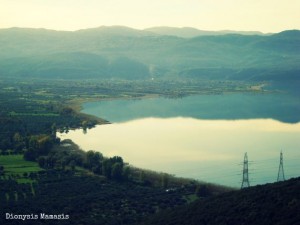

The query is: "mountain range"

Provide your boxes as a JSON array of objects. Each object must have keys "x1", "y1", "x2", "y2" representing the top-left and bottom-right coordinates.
[{"x1": 0, "y1": 26, "x2": 299, "y2": 81}]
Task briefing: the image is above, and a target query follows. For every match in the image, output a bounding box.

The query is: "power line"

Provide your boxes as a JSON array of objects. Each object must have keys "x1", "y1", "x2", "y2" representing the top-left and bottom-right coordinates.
[
  {"x1": 277, "y1": 151, "x2": 285, "y2": 182},
  {"x1": 241, "y1": 152, "x2": 250, "y2": 189}
]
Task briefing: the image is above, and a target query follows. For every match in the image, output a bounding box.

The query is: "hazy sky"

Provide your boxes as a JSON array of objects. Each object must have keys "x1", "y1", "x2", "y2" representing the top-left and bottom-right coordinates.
[{"x1": 1, "y1": 0, "x2": 299, "y2": 32}]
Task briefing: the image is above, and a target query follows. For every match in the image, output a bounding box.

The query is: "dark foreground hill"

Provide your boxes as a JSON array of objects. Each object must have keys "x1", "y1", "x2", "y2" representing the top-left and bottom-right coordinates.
[{"x1": 139, "y1": 177, "x2": 300, "y2": 225}]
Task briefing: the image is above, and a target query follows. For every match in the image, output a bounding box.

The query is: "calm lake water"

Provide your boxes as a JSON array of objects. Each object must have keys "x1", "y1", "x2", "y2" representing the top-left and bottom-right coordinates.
[
  {"x1": 59, "y1": 93, "x2": 300, "y2": 187},
  {"x1": 81, "y1": 93, "x2": 300, "y2": 123}
]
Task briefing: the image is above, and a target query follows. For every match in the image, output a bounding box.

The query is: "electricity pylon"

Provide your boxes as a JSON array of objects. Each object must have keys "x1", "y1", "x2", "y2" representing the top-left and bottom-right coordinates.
[
  {"x1": 277, "y1": 151, "x2": 285, "y2": 182},
  {"x1": 241, "y1": 152, "x2": 250, "y2": 189}
]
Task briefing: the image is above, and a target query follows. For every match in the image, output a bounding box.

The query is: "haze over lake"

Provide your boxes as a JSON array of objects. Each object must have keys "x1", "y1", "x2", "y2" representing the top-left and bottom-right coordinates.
[{"x1": 59, "y1": 93, "x2": 300, "y2": 187}]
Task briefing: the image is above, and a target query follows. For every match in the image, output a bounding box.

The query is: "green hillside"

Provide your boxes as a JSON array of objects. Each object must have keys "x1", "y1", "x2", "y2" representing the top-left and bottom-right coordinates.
[{"x1": 0, "y1": 27, "x2": 299, "y2": 82}]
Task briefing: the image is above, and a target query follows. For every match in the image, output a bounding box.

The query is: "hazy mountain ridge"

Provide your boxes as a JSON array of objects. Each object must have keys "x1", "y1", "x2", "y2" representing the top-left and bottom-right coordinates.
[
  {"x1": 145, "y1": 26, "x2": 267, "y2": 38},
  {"x1": 0, "y1": 26, "x2": 299, "y2": 81}
]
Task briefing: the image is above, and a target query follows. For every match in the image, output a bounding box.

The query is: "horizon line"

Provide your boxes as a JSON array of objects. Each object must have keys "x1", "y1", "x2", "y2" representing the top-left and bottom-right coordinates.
[{"x1": 0, "y1": 25, "x2": 292, "y2": 34}]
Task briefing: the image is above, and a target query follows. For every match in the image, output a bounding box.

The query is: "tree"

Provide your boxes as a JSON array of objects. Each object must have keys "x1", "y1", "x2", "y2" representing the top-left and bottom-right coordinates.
[
  {"x1": 195, "y1": 185, "x2": 210, "y2": 197},
  {"x1": 13, "y1": 132, "x2": 23, "y2": 143},
  {"x1": 94, "y1": 152, "x2": 103, "y2": 162},
  {"x1": 102, "y1": 159, "x2": 112, "y2": 179},
  {"x1": 139, "y1": 171, "x2": 145, "y2": 183},
  {"x1": 161, "y1": 173, "x2": 169, "y2": 189},
  {"x1": 69, "y1": 160, "x2": 76, "y2": 171},
  {"x1": 110, "y1": 156, "x2": 123, "y2": 165},
  {"x1": 27, "y1": 135, "x2": 54, "y2": 158},
  {"x1": 24, "y1": 148, "x2": 36, "y2": 161},
  {"x1": 69, "y1": 152, "x2": 84, "y2": 167},
  {"x1": 37, "y1": 156, "x2": 47, "y2": 168},
  {"x1": 111, "y1": 163, "x2": 123, "y2": 181},
  {"x1": 0, "y1": 165, "x2": 4, "y2": 176},
  {"x1": 37, "y1": 135, "x2": 52, "y2": 155},
  {"x1": 122, "y1": 166, "x2": 130, "y2": 181},
  {"x1": 51, "y1": 123, "x2": 57, "y2": 137},
  {"x1": 13, "y1": 132, "x2": 25, "y2": 151},
  {"x1": 92, "y1": 165, "x2": 102, "y2": 174},
  {"x1": 60, "y1": 107, "x2": 74, "y2": 115},
  {"x1": 86, "y1": 150, "x2": 103, "y2": 169},
  {"x1": 82, "y1": 121, "x2": 88, "y2": 134}
]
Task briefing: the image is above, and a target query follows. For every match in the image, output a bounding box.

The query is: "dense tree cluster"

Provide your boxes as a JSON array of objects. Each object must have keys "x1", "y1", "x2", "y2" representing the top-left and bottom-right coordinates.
[
  {"x1": 23, "y1": 135, "x2": 58, "y2": 161},
  {"x1": 0, "y1": 170, "x2": 187, "y2": 225},
  {"x1": 31, "y1": 140, "x2": 128, "y2": 182},
  {"x1": 0, "y1": 80, "x2": 100, "y2": 153}
]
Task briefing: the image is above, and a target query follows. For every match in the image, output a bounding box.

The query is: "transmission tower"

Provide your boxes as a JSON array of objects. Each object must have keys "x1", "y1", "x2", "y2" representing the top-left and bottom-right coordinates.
[
  {"x1": 277, "y1": 151, "x2": 285, "y2": 182},
  {"x1": 241, "y1": 152, "x2": 250, "y2": 189}
]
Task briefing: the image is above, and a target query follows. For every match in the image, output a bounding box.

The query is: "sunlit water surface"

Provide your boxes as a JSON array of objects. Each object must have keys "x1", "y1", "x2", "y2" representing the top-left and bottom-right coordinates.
[
  {"x1": 58, "y1": 117, "x2": 300, "y2": 187},
  {"x1": 59, "y1": 93, "x2": 300, "y2": 187}
]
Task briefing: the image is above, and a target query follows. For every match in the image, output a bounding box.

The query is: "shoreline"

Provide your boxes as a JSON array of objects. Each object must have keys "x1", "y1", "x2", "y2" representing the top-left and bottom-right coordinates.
[
  {"x1": 66, "y1": 85, "x2": 269, "y2": 125},
  {"x1": 66, "y1": 93, "x2": 161, "y2": 125},
  {"x1": 65, "y1": 86, "x2": 289, "y2": 128}
]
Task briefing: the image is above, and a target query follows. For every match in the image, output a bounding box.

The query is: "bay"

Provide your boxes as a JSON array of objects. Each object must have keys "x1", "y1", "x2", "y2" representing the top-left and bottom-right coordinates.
[{"x1": 59, "y1": 93, "x2": 300, "y2": 187}]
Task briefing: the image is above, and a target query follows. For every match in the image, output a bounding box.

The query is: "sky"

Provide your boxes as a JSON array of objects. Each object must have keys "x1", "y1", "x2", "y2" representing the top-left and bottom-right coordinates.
[{"x1": 0, "y1": 0, "x2": 299, "y2": 33}]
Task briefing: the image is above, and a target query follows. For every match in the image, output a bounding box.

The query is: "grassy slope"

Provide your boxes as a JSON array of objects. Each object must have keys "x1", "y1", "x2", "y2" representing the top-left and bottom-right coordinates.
[{"x1": 0, "y1": 155, "x2": 42, "y2": 183}]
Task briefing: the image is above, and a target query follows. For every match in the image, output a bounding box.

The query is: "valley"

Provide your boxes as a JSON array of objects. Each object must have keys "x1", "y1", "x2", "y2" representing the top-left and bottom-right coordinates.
[{"x1": 0, "y1": 26, "x2": 299, "y2": 225}]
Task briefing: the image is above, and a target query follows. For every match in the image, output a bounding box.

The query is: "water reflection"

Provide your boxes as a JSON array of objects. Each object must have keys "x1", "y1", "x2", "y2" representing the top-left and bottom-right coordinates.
[
  {"x1": 82, "y1": 93, "x2": 300, "y2": 123},
  {"x1": 58, "y1": 117, "x2": 300, "y2": 187}
]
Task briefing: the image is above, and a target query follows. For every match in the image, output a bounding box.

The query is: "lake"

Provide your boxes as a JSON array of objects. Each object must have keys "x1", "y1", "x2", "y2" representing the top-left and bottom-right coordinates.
[
  {"x1": 81, "y1": 93, "x2": 300, "y2": 123},
  {"x1": 58, "y1": 93, "x2": 300, "y2": 187}
]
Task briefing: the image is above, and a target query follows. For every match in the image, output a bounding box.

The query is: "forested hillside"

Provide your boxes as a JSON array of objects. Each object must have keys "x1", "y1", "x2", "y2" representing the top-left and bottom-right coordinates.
[
  {"x1": 140, "y1": 177, "x2": 300, "y2": 225},
  {"x1": 0, "y1": 27, "x2": 299, "y2": 82},
  {"x1": 0, "y1": 78, "x2": 233, "y2": 225}
]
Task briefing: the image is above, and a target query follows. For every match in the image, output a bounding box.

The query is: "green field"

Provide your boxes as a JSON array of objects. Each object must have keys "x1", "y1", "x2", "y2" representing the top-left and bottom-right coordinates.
[{"x1": 0, "y1": 154, "x2": 42, "y2": 183}]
